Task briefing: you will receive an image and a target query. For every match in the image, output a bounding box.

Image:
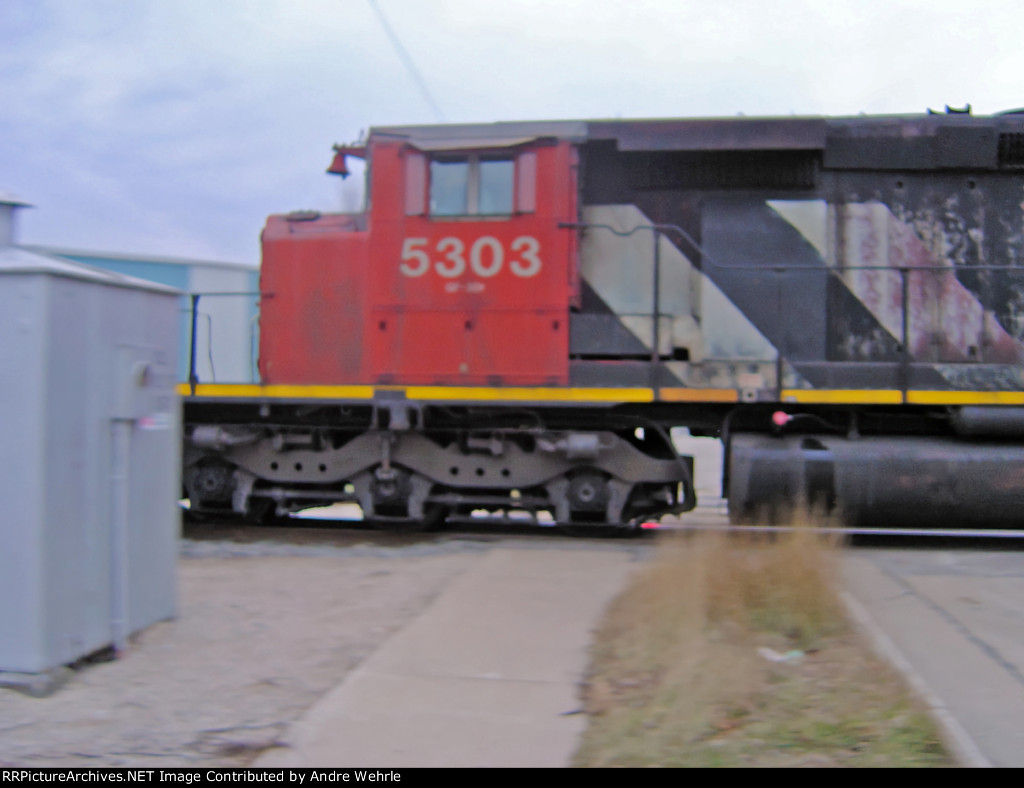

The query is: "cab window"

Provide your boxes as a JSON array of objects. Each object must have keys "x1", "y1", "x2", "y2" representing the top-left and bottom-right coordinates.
[
  {"x1": 429, "y1": 155, "x2": 514, "y2": 216},
  {"x1": 429, "y1": 159, "x2": 469, "y2": 215},
  {"x1": 478, "y1": 159, "x2": 514, "y2": 214}
]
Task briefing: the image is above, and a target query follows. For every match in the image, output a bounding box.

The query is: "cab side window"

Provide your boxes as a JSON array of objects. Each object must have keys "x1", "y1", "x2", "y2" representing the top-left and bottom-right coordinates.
[
  {"x1": 478, "y1": 159, "x2": 514, "y2": 214},
  {"x1": 428, "y1": 155, "x2": 516, "y2": 217},
  {"x1": 429, "y1": 159, "x2": 470, "y2": 216}
]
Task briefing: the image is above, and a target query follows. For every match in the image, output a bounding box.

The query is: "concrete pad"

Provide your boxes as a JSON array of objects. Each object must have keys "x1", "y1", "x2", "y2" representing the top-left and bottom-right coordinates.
[
  {"x1": 257, "y1": 547, "x2": 638, "y2": 767},
  {"x1": 843, "y1": 554, "x2": 1024, "y2": 767},
  {"x1": 908, "y1": 575, "x2": 1024, "y2": 669},
  {"x1": 262, "y1": 673, "x2": 584, "y2": 768},
  {"x1": 367, "y1": 548, "x2": 632, "y2": 682}
]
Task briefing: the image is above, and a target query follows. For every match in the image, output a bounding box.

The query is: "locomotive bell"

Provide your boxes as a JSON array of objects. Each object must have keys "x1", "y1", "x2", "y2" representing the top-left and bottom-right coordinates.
[
  {"x1": 327, "y1": 144, "x2": 366, "y2": 178},
  {"x1": 326, "y1": 151, "x2": 350, "y2": 178}
]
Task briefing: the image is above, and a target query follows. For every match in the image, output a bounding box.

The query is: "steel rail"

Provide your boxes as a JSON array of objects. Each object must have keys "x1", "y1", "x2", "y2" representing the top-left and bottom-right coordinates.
[{"x1": 644, "y1": 521, "x2": 1024, "y2": 538}]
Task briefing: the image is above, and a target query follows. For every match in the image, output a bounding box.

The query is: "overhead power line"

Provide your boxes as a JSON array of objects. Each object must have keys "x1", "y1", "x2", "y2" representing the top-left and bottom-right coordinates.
[{"x1": 366, "y1": 0, "x2": 447, "y2": 123}]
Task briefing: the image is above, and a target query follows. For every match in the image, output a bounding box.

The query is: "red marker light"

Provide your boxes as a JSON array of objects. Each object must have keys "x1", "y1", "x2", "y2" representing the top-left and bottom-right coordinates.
[{"x1": 771, "y1": 411, "x2": 792, "y2": 427}]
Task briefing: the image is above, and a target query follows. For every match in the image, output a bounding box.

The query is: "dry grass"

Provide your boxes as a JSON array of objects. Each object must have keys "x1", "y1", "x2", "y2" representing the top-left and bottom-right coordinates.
[{"x1": 574, "y1": 521, "x2": 952, "y2": 767}]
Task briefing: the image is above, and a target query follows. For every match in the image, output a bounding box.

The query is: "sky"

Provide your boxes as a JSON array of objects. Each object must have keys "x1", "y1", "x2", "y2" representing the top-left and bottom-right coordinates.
[{"x1": 2, "y1": 0, "x2": 1023, "y2": 265}]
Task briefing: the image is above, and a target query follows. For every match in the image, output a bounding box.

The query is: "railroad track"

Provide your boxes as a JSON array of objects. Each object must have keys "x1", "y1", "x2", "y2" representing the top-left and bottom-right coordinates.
[
  {"x1": 182, "y1": 505, "x2": 1024, "y2": 552},
  {"x1": 180, "y1": 512, "x2": 655, "y2": 550}
]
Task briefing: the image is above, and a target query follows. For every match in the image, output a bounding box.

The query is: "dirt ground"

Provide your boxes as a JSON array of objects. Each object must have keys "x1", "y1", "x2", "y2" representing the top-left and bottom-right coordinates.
[{"x1": 0, "y1": 536, "x2": 485, "y2": 768}]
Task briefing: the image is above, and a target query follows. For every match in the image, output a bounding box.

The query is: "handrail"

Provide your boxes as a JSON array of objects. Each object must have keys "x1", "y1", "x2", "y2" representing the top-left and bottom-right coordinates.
[{"x1": 186, "y1": 291, "x2": 268, "y2": 394}]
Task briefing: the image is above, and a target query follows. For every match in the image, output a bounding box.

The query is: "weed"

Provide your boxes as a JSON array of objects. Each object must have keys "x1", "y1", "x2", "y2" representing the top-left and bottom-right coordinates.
[{"x1": 573, "y1": 514, "x2": 951, "y2": 767}]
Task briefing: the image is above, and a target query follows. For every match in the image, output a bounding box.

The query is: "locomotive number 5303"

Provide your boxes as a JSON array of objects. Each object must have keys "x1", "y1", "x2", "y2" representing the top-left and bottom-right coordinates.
[{"x1": 400, "y1": 236, "x2": 542, "y2": 279}]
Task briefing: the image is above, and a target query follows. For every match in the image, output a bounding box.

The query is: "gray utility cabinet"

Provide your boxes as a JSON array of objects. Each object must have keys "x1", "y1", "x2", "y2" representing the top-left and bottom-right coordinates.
[{"x1": 0, "y1": 247, "x2": 180, "y2": 674}]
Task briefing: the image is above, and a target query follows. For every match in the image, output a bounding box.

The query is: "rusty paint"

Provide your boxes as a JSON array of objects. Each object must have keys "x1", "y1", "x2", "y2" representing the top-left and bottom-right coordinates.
[{"x1": 838, "y1": 202, "x2": 1022, "y2": 364}]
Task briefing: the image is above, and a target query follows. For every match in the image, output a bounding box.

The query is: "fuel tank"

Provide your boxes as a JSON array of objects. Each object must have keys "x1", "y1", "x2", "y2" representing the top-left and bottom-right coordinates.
[{"x1": 728, "y1": 433, "x2": 1024, "y2": 528}]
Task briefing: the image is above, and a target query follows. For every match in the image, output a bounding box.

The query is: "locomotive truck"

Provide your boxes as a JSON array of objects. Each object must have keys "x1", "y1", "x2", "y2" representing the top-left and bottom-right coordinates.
[{"x1": 181, "y1": 109, "x2": 1024, "y2": 531}]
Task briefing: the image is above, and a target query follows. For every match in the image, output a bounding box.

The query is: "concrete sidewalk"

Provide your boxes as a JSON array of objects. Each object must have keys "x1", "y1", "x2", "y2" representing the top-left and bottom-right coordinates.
[
  {"x1": 842, "y1": 553, "x2": 1024, "y2": 768},
  {"x1": 256, "y1": 547, "x2": 639, "y2": 767}
]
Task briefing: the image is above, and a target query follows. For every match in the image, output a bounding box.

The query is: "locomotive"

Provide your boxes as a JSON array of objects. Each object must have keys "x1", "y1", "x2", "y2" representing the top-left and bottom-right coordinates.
[{"x1": 181, "y1": 109, "x2": 1024, "y2": 530}]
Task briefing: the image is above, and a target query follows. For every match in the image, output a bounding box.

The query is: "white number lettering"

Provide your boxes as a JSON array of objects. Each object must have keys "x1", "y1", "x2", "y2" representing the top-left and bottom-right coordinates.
[
  {"x1": 434, "y1": 237, "x2": 466, "y2": 278},
  {"x1": 399, "y1": 238, "x2": 430, "y2": 277},
  {"x1": 400, "y1": 235, "x2": 543, "y2": 281},
  {"x1": 470, "y1": 236, "x2": 503, "y2": 278},
  {"x1": 510, "y1": 236, "x2": 542, "y2": 277}
]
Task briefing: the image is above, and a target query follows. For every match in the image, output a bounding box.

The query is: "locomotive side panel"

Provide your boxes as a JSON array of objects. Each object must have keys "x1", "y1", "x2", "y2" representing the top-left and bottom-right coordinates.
[{"x1": 574, "y1": 114, "x2": 1024, "y2": 396}]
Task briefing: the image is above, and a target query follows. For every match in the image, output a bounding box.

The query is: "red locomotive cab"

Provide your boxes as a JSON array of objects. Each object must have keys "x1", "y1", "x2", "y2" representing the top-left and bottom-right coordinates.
[
  {"x1": 365, "y1": 129, "x2": 579, "y2": 386},
  {"x1": 259, "y1": 124, "x2": 580, "y2": 387}
]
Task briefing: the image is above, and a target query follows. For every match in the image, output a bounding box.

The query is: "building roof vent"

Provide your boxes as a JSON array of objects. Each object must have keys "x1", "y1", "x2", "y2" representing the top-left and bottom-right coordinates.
[{"x1": 0, "y1": 192, "x2": 33, "y2": 248}]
